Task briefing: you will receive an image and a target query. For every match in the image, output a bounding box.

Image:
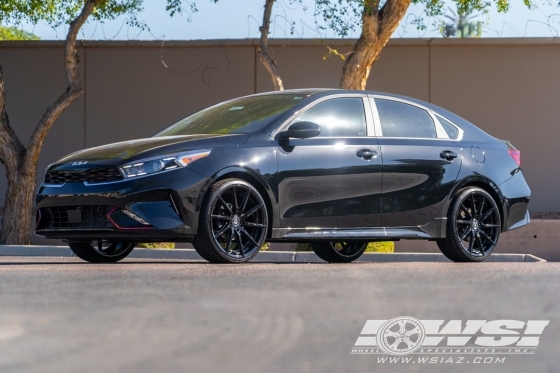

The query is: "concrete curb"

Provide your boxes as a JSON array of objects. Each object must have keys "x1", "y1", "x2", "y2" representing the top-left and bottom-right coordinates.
[{"x1": 0, "y1": 245, "x2": 547, "y2": 262}]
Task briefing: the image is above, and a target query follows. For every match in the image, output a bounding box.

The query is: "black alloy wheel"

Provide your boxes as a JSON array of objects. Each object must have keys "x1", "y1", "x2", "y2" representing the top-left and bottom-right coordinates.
[
  {"x1": 68, "y1": 241, "x2": 135, "y2": 263},
  {"x1": 437, "y1": 187, "x2": 501, "y2": 262},
  {"x1": 311, "y1": 241, "x2": 368, "y2": 263},
  {"x1": 193, "y1": 179, "x2": 268, "y2": 263}
]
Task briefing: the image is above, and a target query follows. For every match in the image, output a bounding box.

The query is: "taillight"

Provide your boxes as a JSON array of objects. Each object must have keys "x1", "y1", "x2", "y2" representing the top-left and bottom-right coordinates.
[{"x1": 508, "y1": 149, "x2": 521, "y2": 166}]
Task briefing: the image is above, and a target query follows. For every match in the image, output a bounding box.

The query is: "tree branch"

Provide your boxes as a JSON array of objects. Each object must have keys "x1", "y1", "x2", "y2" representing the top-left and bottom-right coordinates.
[
  {"x1": 257, "y1": 0, "x2": 283, "y2": 91},
  {"x1": 0, "y1": 66, "x2": 26, "y2": 177},
  {"x1": 379, "y1": 0, "x2": 413, "y2": 41},
  {"x1": 24, "y1": 0, "x2": 100, "y2": 172}
]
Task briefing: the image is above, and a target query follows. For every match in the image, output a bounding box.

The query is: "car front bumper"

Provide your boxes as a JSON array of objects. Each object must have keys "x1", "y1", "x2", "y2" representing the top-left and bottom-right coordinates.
[{"x1": 35, "y1": 167, "x2": 211, "y2": 242}]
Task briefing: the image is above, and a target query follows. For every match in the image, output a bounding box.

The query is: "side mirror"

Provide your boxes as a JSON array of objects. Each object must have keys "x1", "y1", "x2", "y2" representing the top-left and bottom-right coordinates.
[{"x1": 279, "y1": 121, "x2": 321, "y2": 139}]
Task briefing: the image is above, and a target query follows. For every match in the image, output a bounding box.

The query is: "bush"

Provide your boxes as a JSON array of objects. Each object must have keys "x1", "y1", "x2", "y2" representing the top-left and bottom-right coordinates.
[
  {"x1": 260, "y1": 242, "x2": 271, "y2": 251},
  {"x1": 365, "y1": 241, "x2": 394, "y2": 253},
  {"x1": 294, "y1": 243, "x2": 312, "y2": 251},
  {"x1": 138, "y1": 242, "x2": 175, "y2": 249}
]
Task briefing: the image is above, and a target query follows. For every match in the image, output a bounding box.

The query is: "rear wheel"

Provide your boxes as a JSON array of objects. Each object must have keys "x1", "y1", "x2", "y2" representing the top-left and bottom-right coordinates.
[
  {"x1": 437, "y1": 187, "x2": 501, "y2": 262},
  {"x1": 193, "y1": 179, "x2": 268, "y2": 263},
  {"x1": 311, "y1": 241, "x2": 368, "y2": 263},
  {"x1": 68, "y1": 241, "x2": 135, "y2": 263}
]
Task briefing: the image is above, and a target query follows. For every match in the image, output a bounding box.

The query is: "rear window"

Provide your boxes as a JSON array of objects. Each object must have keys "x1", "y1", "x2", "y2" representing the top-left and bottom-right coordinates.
[{"x1": 375, "y1": 99, "x2": 437, "y2": 139}]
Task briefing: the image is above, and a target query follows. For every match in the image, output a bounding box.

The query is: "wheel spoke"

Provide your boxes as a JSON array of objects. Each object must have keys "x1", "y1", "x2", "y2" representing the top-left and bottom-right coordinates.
[
  {"x1": 240, "y1": 228, "x2": 259, "y2": 247},
  {"x1": 225, "y1": 228, "x2": 234, "y2": 252},
  {"x1": 476, "y1": 234, "x2": 485, "y2": 254},
  {"x1": 242, "y1": 221, "x2": 267, "y2": 228},
  {"x1": 398, "y1": 320, "x2": 406, "y2": 333},
  {"x1": 477, "y1": 195, "x2": 486, "y2": 217},
  {"x1": 386, "y1": 331, "x2": 400, "y2": 337},
  {"x1": 239, "y1": 190, "x2": 250, "y2": 214},
  {"x1": 402, "y1": 337, "x2": 414, "y2": 349},
  {"x1": 213, "y1": 223, "x2": 231, "y2": 238},
  {"x1": 479, "y1": 230, "x2": 496, "y2": 246},
  {"x1": 406, "y1": 327, "x2": 421, "y2": 336},
  {"x1": 460, "y1": 203, "x2": 472, "y2": 219},
  {"x1": 240, "y1": 204, "x2": 263, "y2": 220},
  {"x1": 389, "y1": 337, "x2": 402, "y2": 349},
  {"x1": 232, "y1": 186, "x2": 238, "y2": 214},
  {"x1": 471, "y1": 192, "x2": 477, "y2": 216},
  {"x1": 459, "y1": 227, "x2": 472, "y2": 241},
  {"x1": 479, "y1": 206, "x2": 496, "y2": 222},
  {"x1": 235, "y1": 230, "x2": 245, "y2": 257},
  {"x1": 456, "y1": 220, "x2": 470, "y2": 225},
  {"x1": 481, "y1": 223, "x2": 500, "y2": 228},
  {"x1": 468, "y1": 231, "x2": 474, "y2": 253},
  {"x1": 211, "y1": 214, "x2": 230, "y2": 221},
  {"x1": 218, "y1": 196, "x2": 232, "y2": 214}
]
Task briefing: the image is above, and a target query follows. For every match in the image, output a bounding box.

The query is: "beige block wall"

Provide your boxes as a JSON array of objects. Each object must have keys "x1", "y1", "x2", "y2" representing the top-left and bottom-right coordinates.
[{"x1": 0, "y1": 38, "x2": 559, "y2": 213}]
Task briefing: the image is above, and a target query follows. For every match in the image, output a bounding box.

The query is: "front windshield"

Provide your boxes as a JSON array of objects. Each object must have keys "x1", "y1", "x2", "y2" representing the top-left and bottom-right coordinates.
[{"x1": 155, "y1": 94, "x2": 307, "y2": 136}]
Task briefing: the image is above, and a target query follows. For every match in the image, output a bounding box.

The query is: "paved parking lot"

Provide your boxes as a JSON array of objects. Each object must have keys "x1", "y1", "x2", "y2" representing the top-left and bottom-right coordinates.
[{"x1": 0, "y1": 257, "x2": 558, "y2": 373}]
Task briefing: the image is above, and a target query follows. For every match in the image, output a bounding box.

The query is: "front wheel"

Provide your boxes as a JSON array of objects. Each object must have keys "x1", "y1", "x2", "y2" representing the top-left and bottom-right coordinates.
[
  {"x1": 437, "y1": 187, "x2": 501, "y2": 262},
  {"x1": 193, "y1": 178, "x2": 268, "y2": 263},
  {"x1": 311, "y1": 241, "x2": 368, "y2": 263},
  {"x1": 69, "y1": 241, "x2": 135, "y2": 263}
]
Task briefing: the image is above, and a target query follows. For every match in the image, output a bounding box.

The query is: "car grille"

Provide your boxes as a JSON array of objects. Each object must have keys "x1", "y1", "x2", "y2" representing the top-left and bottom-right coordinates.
[
  {"x1": 44, "y1": 168, "x2": 123, "y2": 184},
  {"x1": 37, "y1": 206, "x2": 115, "y2": 230}
]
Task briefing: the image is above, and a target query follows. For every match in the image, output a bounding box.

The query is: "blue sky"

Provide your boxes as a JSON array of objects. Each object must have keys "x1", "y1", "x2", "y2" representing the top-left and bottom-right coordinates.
[{"x1": 14, "y1": 0, "x2": 560, "y2": 40}]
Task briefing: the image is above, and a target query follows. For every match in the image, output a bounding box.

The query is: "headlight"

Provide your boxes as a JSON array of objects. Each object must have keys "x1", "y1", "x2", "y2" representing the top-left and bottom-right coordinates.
[{"x1": 119, "y1": 150, "x2": 211, "y2": 178}]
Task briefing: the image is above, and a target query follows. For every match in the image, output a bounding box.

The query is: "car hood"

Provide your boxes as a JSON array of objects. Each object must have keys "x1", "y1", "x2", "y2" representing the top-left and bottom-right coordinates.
[{"x1": 56, "y1": 134, "x2": 249, "y2": 164}]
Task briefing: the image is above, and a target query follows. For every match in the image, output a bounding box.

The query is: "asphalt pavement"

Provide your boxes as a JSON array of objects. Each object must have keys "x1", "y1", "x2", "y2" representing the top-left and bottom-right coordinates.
[{"x1": 0, "y1": 257, "x2": 558, "y2": 373}]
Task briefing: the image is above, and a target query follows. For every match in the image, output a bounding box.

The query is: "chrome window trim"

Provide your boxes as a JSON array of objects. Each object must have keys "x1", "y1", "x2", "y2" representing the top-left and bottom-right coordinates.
[
  {"x1": 368, "y1": 94, "x2": 464, "y2": 141},
  {"x1": 362, "y1": 96, "x2": 375, "y2": 136},
  {"x1": 368, "y1": 97, "x2": 383, "y2": 137},
  {"x1": 274, "y1": 93, "x2": 369, "y2": 137}
]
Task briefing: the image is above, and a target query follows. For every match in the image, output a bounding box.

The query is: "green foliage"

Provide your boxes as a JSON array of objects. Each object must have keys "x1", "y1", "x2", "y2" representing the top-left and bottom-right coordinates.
[
  {"x1": 290, "y1": 0, "x2": 527, "y2": 37},
  {"x1": 0, "y1": 25, "x2": 39, "y2": 40},
  {"x1": 0, "y1": 0, "x2": 206, "y2": 31},
  {"x1": 294, "y1": 243, "x2": 312, "y2": 251},
  {"x1": 260, "y1": 242, "x2": 271, "y2": 251},
  {"x1": 0, "y1": 1, "x2": 146, "y2": 29},
  {"x1": 364, "y1": 241, "x2": 394, "y2": 253},
  {"x1": 138, "y1": 242, "x2": 176, "y2": 249}
]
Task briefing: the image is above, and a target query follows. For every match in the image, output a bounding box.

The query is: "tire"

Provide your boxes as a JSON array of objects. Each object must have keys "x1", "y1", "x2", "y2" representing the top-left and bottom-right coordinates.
[
  {"x1": 193, "y1": 178, "x2": 268, "y2": 263},
  {"x1": 69, "y1": 241, "x2": 135, "y2": 263},
  {"x1": 311, "y1": 241, "x2": 368, "y2": 263},
  {"x1": 437, "y1": 187, "x2": 501, "y2": 262}
]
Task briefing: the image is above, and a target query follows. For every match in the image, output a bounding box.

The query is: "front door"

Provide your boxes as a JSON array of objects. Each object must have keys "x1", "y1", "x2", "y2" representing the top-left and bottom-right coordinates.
[{"x1": 273, "y1": 96, "x2": 383, "y2": 229}]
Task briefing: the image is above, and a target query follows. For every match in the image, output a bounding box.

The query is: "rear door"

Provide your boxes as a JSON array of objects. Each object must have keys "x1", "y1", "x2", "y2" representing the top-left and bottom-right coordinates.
[
  {"x1": 370, "y1": 96, "x2": 463, "y2": 227},
  {"x1": 274, "y1": 95, "x2": 383, "y2": 229}
]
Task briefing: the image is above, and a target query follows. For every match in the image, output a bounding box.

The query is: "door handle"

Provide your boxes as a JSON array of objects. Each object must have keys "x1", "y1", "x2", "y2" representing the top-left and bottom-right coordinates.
[
  {"x1": 440, "y1": 150, "x2": 458, "y2": 161},
  {"x1": 357, "y1": 149, "x2": 378, "y2": 160}
]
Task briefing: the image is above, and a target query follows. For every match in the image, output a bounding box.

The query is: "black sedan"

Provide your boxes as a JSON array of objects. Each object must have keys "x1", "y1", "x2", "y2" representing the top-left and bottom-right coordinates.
[{"x1": 36, "y1": 89, "x2": 530, "y2": 263}]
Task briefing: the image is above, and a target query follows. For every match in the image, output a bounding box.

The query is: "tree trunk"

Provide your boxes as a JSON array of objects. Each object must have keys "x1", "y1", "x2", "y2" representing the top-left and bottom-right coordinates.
[
  {"x1": 340, "y1": 0, "x2": 411, "y2": 90},
  {"x1": 0, "y1": 0, "x2": 99, "y2": 244},
  {"x1": 257, "y1": 0, "x2": 283, "y2": 91}
]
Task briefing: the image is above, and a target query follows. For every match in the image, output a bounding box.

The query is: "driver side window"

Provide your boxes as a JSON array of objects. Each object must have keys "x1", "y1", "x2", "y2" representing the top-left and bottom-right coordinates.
[{"x1": 292, "y1": 98, "x2": 367, "y2": 137}]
